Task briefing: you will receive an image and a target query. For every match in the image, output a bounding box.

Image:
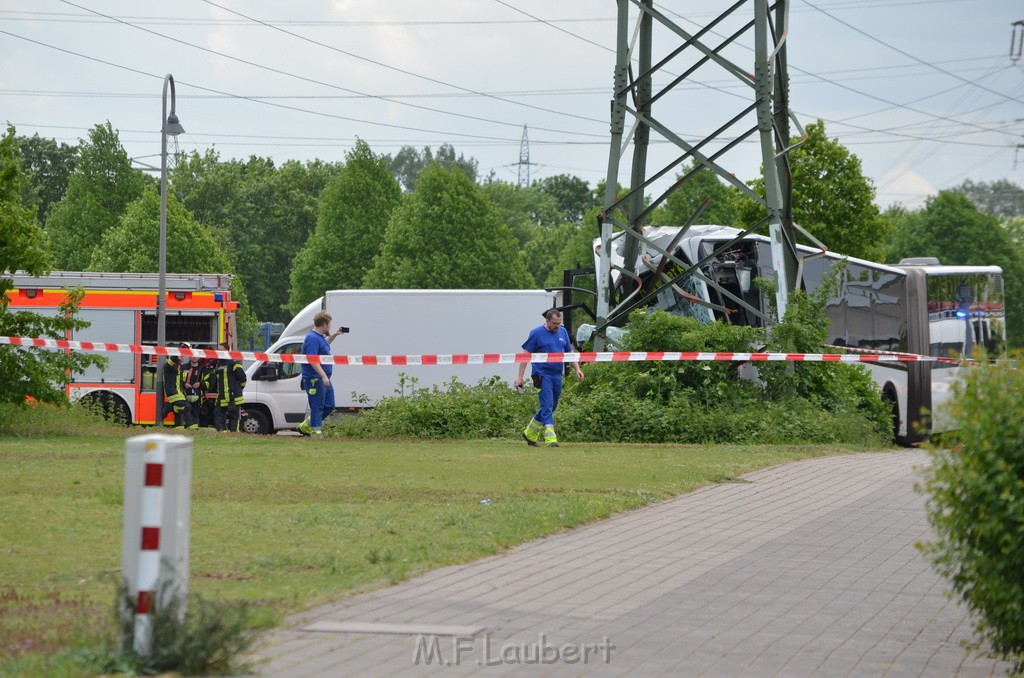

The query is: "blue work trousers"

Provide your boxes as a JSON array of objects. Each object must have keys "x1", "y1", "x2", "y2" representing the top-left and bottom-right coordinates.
[
  {"x1": 533, "y1": 373, "x2": 563, "y2": 426},
  {"x1": 304, "y1": 376, "x2": 336, "y2": 430}
]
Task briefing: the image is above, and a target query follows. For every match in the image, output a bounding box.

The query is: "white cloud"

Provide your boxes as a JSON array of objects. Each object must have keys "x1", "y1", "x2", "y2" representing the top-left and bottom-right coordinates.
[{"x1": 875, "y1": 167, "x2": 937, "y2": 210}]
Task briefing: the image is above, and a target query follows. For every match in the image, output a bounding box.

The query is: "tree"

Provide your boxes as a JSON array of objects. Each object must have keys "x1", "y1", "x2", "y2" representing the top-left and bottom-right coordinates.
[
  {"x1": 481, "y1": 181, "x2": 561, "y2": 237},
  {"x1": 0, "y1": 124, "x2": 105, "y2": 405},
  {"x1": 480, "y1": 181, "x2": 567, "y2": 286},
  {"x1": 519, "y1": 221, "x2": 586, "y2": 288},
  {"x1": 647, "y1": 160, "x2": 739, "y2": 227},
  {"x1": 534, "y1": 174, "x2": 597, "y2": 224},
  {"x1": 1, "y1": 126, "x2": 48, "y2": 278},
  {"x1": 169, "y1": 149, "x2": 242, "y2": 238},
  {"x1": 89, "y1": 187, "x2": 233, "y2": 274},
  {"x1": 364, "y1": 164, "x2": 533, "y2": 289},
  {"x1": 738, "y1": 120, "x2": 889, "y2": 261},
  {"x1": 88, "y1": 187, "x2": 256, "y2": 339},
  {"x1": 288, "y1": 140, "x2": 401, "y2": 313},
  {"x1": 886, "y1": 190, "x2": 1024, "y2": 346},
  {"x1": 172, "y1": 152, "x2": 341, "y2": 322},
  {"x1": 44, "y1": 122, "x2": 145, "y2": 270},
  {"x1": 1004, "y1": 216, "x2": 1024, "y2": 249},
  {"x1": 16, "y1": 133, "x2": 77, "y2": 226},
  {"x1": 953, "y1": 178, "x2": 1024, "y2": 219},
  {"x1": 387, "y1": 144, "x2": 478, "y2": 191},
  {"x1": 545, "y1": 207, "x2": 602, "y2": 288}
]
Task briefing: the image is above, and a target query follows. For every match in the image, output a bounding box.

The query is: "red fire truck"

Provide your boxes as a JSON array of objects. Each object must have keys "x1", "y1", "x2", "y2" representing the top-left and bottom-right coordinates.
[{"x1": 6, "y1": 271, "x2": 239, "y2": 425}]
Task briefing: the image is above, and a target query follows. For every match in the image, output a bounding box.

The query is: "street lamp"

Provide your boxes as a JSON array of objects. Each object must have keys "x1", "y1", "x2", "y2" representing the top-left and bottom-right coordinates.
[{"x1": 155, "y1": 74, "x2": 184, "y2": 427}]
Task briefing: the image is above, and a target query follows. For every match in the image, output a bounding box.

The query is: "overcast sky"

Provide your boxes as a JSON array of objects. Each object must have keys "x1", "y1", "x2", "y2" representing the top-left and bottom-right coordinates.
[{"x1": 3, "y1": 0, "x2": 1023, "y2": 211}]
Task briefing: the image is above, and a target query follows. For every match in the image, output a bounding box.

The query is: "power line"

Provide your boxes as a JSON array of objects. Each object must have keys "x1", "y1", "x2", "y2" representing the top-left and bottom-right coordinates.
[
  {"x1": 0, "y1": 0, "x2": 969, "y2": 25},
  {"x1": 0, "y1": 9, "x2": 618, "y2": 27},
  {"x1": 195, "y1": 0, "x2": 607, "y2": 128},
  {"x1": 57, "y1": 0, "x2": 607, "y2": 138},
  {"x1": 0, "y1": 28, "x2": 521, "y2": 143},
  {"x1": 0, "y1": 54, "x2": 1008, "y2": 104},
  {"x1": 800, "y1": 0, "x2": 1024, "y2": 107},
  {"x1": 656, "y1": 7, "x2": 1018, "y2": 138},
  {"x1": 0, "y1": 86, "x2": 613, "y2": 101}
]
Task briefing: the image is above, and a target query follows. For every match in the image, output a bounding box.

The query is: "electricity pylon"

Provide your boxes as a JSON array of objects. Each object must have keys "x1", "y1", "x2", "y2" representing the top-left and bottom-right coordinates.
[
  {"x1": 593, "y1": 0, "x2": 812, "y2": 349},
  {"x1": 516, "y1": 125, "x2": 534, "y2": 188}
]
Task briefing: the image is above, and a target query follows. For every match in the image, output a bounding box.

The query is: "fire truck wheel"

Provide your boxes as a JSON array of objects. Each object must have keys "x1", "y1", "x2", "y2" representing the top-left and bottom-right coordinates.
[
  {"x1": 241, "y1": 408, "x2": 271, "y2": 435},
  {"x1": 78, "y1": 391, "x2": 131, "y2": 426}
]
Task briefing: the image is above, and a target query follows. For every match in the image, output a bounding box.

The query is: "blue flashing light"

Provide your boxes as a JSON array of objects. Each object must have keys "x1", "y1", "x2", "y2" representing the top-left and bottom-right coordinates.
[
  {"x1": 955, "y1": 309, "x2": 967, "y2": 319},
  {"x1": 214, "y1": 292, "x2": 224, "y2": 302}
]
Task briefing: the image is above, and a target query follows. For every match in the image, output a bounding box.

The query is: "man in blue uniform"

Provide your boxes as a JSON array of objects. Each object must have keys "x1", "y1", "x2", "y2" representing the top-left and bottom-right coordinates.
[
  {"x1": 298, "y1": 310, "x2": 345, "y2": 436},
  {"x1": 513, "y1": 308, "x2": 584, "y2": 447}
]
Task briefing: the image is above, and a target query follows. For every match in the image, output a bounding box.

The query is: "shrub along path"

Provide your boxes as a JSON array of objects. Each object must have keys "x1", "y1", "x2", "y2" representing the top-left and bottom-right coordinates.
[{"x1": 254, "y1": 451, "x2": 1012, "y2": 677}]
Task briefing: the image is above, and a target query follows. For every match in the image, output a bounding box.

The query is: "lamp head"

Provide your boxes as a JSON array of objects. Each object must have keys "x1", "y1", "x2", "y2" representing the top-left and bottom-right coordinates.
[{"x1": 163, "y1": 112, "x2": 185, "y2": 136}]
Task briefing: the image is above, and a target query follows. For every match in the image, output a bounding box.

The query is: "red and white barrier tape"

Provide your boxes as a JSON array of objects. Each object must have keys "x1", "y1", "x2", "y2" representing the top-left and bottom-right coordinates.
[
  {"x1": 824, "y1": 344, "x2": 962, "y2": 365},
  {"x1": 0, "y1": 335, "x2": 941, "y2": 364}
]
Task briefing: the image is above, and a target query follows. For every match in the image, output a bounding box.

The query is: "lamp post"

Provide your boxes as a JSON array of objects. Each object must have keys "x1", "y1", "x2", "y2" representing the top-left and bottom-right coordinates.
[{"x1": 155, "y1": 74, "x2": 185, "y2": 427}]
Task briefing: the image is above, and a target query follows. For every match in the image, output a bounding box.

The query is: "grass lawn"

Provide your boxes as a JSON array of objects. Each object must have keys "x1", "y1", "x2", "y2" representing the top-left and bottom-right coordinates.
[{"x1": 1, "y1": 427, "x2": 887, "y2": 671}]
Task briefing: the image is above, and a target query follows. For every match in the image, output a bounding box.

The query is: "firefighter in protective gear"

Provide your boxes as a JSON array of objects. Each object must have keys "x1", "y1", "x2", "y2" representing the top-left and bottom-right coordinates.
[
  {"x1": 162, "y1": 345, "x2": 188, "y2": 428},
  {"x1": 213, "y1": 343, "x2": 247, "y2": 432},
  {"x1": 181, "y1": 354, "x2": 203, "y2": 430},
  {"x1": 199, "y1": 356, "x2": 219, "y2": 427}
]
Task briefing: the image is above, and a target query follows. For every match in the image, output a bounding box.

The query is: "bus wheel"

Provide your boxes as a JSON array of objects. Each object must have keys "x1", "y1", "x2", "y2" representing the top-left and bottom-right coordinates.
[
  {"x1": 78, "y1": 391, "x2": 131, "y2": 426},
  {"x1": 240, "y1": 408, "x2": 272, "y2": 435},
  {"x1": 882, "y1": 388, "x2": 903, "y2": 445}
]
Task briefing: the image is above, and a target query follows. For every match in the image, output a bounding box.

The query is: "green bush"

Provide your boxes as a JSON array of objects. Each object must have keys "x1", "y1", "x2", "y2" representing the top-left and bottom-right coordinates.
[
  {"x1": 918, "y1": 355, "x2": 1024, "y2": 673},
  {"x1": 113, "y1": 578, "x2": 263, "y2": 677},
  {"x1": 329, "y1": 285, "x2": 891, "y2": 446},
  {"x1": 555, "y1": 385, "x2": 886, "y2": 445},
  {"x1": 758, "y1": 263, "x2": 891, "y2": 429},
  {"x1": 330, "y1": 333, "x2": 890, "y2": 447},
  {"x1": 332, "y1": 375, "x2": 537, "y2": 440}
]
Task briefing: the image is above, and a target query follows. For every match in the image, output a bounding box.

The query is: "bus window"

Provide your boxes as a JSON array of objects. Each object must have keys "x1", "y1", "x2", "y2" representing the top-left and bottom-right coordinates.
[
  {"x1": 810, "y1": 261, "x2": 907, "y2": 352},
  {"x1": 844, "y1": 264, "x2": 873, "y2": 349},
  {"x1": 873, "y1": 271, "x2": 907, "y2": 352},
  {"x1": 927, "y1": 273, "x2": 1005, "y2": 362},
  {"x1": 800, "y1": 256, "x2": 847, "y2": 345}
]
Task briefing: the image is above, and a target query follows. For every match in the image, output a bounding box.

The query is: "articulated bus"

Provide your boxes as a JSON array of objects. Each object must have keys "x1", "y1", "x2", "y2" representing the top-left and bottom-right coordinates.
[
  {"x1": 602, "y1": 225, "x2": 1005, "y2": 443},
  {"x1": 6, "y1": 271, "x2": 239, "y2": 425}
]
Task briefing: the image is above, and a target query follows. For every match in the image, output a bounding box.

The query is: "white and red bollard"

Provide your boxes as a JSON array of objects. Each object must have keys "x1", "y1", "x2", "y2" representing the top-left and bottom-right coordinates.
[{"x1": 121, "y1": 434, "x2": 192, "y2": 655}]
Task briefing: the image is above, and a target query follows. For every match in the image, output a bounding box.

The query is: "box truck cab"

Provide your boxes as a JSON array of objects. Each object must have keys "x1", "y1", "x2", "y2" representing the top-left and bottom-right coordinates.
[{"x1": 240, "y1": 289, "x2": 557, "y2": 434}]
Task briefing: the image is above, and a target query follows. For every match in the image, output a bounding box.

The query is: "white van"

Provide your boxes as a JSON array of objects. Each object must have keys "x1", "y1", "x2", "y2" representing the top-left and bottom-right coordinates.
[{"x1": 240, "y1": 289, "x2": 557, "y2": 434}]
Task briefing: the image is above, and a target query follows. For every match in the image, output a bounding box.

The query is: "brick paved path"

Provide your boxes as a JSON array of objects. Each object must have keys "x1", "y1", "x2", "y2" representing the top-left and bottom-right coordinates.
[{"x1": 251, "y1": 451, "x2": 1011, "y2": 677}]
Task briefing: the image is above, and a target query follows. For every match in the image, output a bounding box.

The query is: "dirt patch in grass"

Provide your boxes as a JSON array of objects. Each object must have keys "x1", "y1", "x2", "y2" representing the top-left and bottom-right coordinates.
[{"x1": 0, "y1": 587, "x2": 111, "y2": 661}]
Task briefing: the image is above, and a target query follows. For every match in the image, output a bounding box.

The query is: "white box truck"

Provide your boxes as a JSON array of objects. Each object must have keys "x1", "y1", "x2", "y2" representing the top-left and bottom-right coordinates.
[{"x1": 240, "y1": 289, "x2": 557, "y2": 434}]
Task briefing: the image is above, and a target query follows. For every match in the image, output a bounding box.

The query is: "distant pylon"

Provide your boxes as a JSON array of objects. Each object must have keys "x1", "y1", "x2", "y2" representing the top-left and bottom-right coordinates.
[{"x1": 516, "y1": 125, "x2": 534, "y2": 188}]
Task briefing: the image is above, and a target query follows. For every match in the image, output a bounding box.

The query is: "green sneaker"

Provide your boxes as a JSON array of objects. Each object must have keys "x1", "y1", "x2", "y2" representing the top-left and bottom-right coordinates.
[{"x1": 297, "y1": 418, "x2": 312, "y2": 436}]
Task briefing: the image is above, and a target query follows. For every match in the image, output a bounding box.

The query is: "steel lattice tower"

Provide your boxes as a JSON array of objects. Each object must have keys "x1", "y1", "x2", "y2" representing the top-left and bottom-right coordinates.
[
  {"x1": 516, "y1": 125, "x2": 532, "y2": 188},
  {"x1": 593, "y1": 0, "x2": 812, "y2": 349}
]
